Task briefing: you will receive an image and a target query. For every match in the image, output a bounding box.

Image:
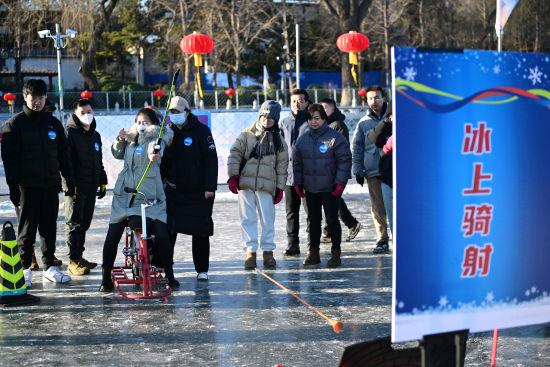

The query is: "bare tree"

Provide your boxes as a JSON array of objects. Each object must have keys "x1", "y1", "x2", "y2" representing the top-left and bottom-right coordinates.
[
  {"x1": 319, "y1": 0, "x2": 375, "y2": 105},
  {"x1": 212, "y1": 0, "x2": 280, "y2": 87}
]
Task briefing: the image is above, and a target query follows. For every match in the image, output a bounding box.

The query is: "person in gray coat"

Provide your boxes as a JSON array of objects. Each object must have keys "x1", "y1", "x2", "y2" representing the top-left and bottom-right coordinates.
[
  {"x1": 293, "y1": 104, "x2": 352, "y2": 267},
  {"x1": 279, "y1": 89, "x2": 310, "y2": 256},
  {"x1": 99, "y1": 108, "x2": 178, "y2": 291},
  {"x1": 351, "y1": 85, "x2": 390, "y2": 254}
]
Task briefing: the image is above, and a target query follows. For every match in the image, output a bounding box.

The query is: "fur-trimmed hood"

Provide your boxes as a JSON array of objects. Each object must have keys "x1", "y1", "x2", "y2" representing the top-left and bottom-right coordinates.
[{"x1": 126, "y1": 124, "x2": 173, "y2": 146}]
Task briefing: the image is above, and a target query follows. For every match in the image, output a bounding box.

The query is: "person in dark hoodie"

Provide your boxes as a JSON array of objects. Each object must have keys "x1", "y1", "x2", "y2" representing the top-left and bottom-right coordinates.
[
  {"x1": 1, "y1": 79, "x2": 74, "y2": 287},
  {"x1": 64, "y1": 99, "x2": 108, "y2": 276},
  {"x1": 161, "y1": 96, "x2": 218, "y2": 282},
  {"x1": 279, "y1": 88, "x2": 310, "y2": 257},
  {"x1": 319, "y1": 98, "x2": 362, "y2": 243},
  {"x1": 293, "y1": 104, "x2": 351, "y2": 267}
]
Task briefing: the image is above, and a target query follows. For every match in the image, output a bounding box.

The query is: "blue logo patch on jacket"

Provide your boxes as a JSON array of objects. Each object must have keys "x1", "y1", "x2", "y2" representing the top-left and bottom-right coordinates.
[
  {"x1": 94, "y1": 142, "x2": 100, "y2": 151},
  {"x1": 184, "y1": 137, "x2": 193, "y2": 146},
  {"x1": 48, "y1": 130, "x2": 56, "y2": 140},
  {"x1": 319, "y1": 143, "x2": 328, "y2": 153},
  {"x1": 135, "y1": 146, "x2": 144, "y2": 155}
]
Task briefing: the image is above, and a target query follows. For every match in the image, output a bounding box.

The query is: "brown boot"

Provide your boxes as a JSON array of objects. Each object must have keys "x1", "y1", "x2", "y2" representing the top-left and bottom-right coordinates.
[
  {"x1": 263, "y1": 251, "x2": 276, "y2": 269},
  {"x1": 303, "y1": 247, "x2": 321, "y2": 265},
  {"x1": 30, "y1": 248, "x2": 40, "y2": 271},
  {"x1": 327, "y1": 247, "x2": 342, "y2": 268},
  {"x1": 244, "y1": 251, "x2": 257, "y2": 270}
]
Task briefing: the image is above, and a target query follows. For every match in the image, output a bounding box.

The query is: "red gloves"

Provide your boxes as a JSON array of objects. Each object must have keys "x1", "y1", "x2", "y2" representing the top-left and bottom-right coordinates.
[
  {"x1": 294, "y1": 185, "x2": 305, "y2": 198},
  {"x1": 383, "y1": 136, "x2": 393, "y2": 155},
  {"x1": 273, "y1": 188, "x2": 283, "y2": 204},
  {"x1": 331, "y1": 184, "x2": 345, "y2": 197},
  {"x1": 227, "y1": 175, "x2": 239, "y2": 194}
]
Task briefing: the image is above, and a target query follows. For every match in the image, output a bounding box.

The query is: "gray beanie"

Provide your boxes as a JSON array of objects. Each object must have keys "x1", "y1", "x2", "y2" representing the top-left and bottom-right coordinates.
[{"x1": 258, "y1": 100, "x2": 281, "y2": 123}]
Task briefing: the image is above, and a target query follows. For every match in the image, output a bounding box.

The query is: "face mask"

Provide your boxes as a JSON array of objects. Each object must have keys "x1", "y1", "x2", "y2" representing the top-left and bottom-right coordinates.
[
  {"x1": 78, "y1": 113, "x2": 94, "y2": 125},
  {"x1": 170, "y1": 112, "x2": 188, "y2": 125},
  {"x1": 138, "y1": 124, "x2": 147, "y2": 134}
]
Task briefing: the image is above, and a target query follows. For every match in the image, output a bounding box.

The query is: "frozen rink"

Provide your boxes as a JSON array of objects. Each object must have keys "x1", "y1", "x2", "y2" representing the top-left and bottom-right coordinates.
[{"x1": 0, "y1": 187, "x2": 548, "y2": 366}]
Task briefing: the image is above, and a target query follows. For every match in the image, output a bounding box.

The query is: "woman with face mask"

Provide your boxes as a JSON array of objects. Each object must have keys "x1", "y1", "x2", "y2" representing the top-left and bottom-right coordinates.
[
  {"x1": 160, "y1": 96, "x2": 218, "y2": 281},
  {"x1": 227, "y1": 100, "x2": 289, "y2": 270},
  {"x1": 99, "y1": 108, "x2": 178, "y2": 291}
]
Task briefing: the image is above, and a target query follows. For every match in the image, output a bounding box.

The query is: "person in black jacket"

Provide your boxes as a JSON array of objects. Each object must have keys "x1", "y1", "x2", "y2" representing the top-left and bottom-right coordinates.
[
  {"x1": 319, "y1": 98, "x2": 362, "y2": 243},
  {"x1": 161, "y1": 96, "x2": 218, "y2": 281},
  {"x1": 1, "y1": 79, "x2": 74, "y2": 286},
  {"x1": 64, "y1": 99, "x2": 108, "y2": 275},
  {"x1": 293, "y1": 104, "x2": 352, "y2": 267}
]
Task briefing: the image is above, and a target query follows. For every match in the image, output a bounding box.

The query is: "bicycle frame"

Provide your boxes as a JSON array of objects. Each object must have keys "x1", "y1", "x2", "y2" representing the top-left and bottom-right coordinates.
[{"x1": 112, "y1": 191, "x2": 172, "y2": 301}]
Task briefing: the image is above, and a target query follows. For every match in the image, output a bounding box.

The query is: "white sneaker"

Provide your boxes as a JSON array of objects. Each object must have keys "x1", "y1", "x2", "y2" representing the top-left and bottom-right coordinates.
[
  {"x1": 197, "y1": 272, "x2": 209, "y2": 281},
  {"x1": 43, "y1": 266, "x2": 72, "y2": 283},
  {"x1": 24, "y1": 268, "x2": 32, "y2": 288}
]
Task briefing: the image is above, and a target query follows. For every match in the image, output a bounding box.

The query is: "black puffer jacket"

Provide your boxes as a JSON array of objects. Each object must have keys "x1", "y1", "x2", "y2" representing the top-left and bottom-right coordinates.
[
  {"x1": 327, "y1": 108, "x2": 350, "y2": 142},
  {"x1": 1, "y1": 105, "x2": 73, "y2": 189},
  {"x1": 161, "y1": 113, "x2": 218, "y2": 236},
  {"x1": 368, "y1": 120, "x2": 392, "y2": 187},
  {"x1": 66, "y1": 114, "x2": 107, "y2": 192},
  {"x1": 292, "y1": 123, "x2": 351, "y2": 193}
]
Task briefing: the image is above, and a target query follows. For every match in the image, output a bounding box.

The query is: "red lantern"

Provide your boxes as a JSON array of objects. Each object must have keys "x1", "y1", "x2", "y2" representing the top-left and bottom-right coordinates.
[
  {"x1": 3, "y1": 92, "x2": 16, "y2": 105},
  {"x1": 3, "y1": 92, "x2": 16, "y2": 115},
  {"x1": 153, "y1": 88, "x2": 165, "y2": 108},
  {"x1": 336, "y1": 31, "x2": 370, "y2": 53},
  {"x1": 225, "y1": 88, "x2": 236, "y2": 97},
  {"x1": 180, "y1": 33, "x2": 215, "y2": 56},
  {"x1": 80, "y1": 90, "x2": 93, "y2": 99},
  {"x1": 180, "y1": 32, "x2": 215, "y2": 101},
  {"x1": 357, "y1": 88, "x2": 367, "y2": 107},
  {"x1": 336, "y1": 31, "x2": 370, "y2": 87}
]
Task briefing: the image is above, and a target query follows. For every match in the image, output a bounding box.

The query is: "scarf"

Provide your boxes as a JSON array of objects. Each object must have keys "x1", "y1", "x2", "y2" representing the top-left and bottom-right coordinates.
[{"x1": 249, "y1": 120, "x2": 284, "y2": 160}]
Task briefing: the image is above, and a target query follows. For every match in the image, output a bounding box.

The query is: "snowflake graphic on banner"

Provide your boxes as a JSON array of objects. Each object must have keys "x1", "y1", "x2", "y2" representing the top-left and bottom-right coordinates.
[
  {"x1": 493, "y1": 65, "x2": 501, "y2": 74},
  {"x1": 526, "y1": 66, "x2": 542, "y2": 85},
  {"x1": 403, "y1": 67, "x2": 417, "y2": 81}
]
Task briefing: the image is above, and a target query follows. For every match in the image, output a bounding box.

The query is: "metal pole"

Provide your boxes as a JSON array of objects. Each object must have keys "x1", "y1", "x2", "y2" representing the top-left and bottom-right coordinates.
[
  {"x1": 295, "y1": 23, "x2": 300, "y2": 89},
  {"x1": 498, "y1": 29, "x2": 502, "y2": 52},
  {"x1": 128, "y1": 92, "x2": 132, "y2": 113},
  {"x1": 236, "y1": 90, "x2": 239, "y2": 109},
  {"x1": 106, "y1": 92, "x2": 110, "y2": 113},
  {"x1": 55, "y1": 24, "x2": 64, "y2": 117},
  {"x1": 215, "y1": 89, "x2": 219, "y2": 110}
]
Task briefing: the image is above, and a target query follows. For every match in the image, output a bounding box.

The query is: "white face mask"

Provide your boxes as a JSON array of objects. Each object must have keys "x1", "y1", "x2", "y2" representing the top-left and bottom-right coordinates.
[
  {"x1": 138, "y1": 124, "x2": 147, "y2": 134},
  {"x1": 78, "y1": 113, "x2": 94, "y2": 125},
  {"x1": 170, "y1": 112, "x2": 188, "y2": 125}
]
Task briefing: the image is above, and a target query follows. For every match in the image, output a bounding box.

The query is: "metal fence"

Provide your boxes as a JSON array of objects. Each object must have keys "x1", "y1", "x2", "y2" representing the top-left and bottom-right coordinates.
[
  {"x1": 0, "y1": 88, "x2": 378, "y2": 114},
  {"x1": 0, "y1": 108, "x2": 368, "y2": 195}
]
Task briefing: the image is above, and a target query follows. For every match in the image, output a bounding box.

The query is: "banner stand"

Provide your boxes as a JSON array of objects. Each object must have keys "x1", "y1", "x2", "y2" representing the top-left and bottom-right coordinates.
[{"x1": 420, "y1": 330, "x2": 468, "y2": 367}]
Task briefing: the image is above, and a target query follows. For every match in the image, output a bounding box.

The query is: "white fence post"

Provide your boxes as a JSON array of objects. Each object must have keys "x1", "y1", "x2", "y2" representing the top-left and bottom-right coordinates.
[
  {"x1": 106, "y1": 92, "x2": 110, "y2": 113},
  {"x1": 128, "y1": 92, "x2": 132, "y2": 113},
  {"x1": 314, "y1": 89, "x2": 318, "y2": 103},
  {"x1": 215, "y1": 90, "x2": 219, "y2": 110},
  {"x1": 236, "y1": 91, "x2": 239, "y2": 109}
]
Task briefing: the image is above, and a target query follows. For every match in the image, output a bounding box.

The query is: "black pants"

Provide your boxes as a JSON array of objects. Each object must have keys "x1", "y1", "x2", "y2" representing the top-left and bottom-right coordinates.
[
  {"x1": 65, "y1": 191, "x2": 96, "y2": 261},
  {"x1": 102, "y1": 219, "x2": 174, "y2": 280},
  {"x1": 285, "y1": 185, "x2": 309, "y2": 246},
  {"x1": 17, "y1": 186, "x2": 59, "y2": 269},
  {"x1": 169, "y1": 233, "x2": 210, "y2": 273},
  {"x1": 322, "y1": 197, "x2": 359, "y2": 237},
  {"x1": 305, "y1": 192, "x2": 341, "y2": 250}
]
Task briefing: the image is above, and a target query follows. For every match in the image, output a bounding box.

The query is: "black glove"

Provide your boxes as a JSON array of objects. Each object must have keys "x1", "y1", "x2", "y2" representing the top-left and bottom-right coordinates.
[
  {"x1": 97, "y1": 184, "x2": 107, "y2": 199},
  {"x1": 356, "y1": 176, "x2": 365, "y2": 186},
  {"x1": 65, "y1": 186, "x2": 76, "y2": 198},
  {"x1": 9, "y1": 185, "x2": 20, "y2": 207}
]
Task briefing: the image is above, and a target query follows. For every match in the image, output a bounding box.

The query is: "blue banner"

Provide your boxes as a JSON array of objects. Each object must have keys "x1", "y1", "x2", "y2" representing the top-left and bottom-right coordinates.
[{"x1": 391, "y1": 46, "x2": 550, "y2": 342}]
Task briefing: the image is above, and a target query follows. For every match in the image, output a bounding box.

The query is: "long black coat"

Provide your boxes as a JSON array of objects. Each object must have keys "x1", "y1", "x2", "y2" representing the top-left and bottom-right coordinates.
[
  {"x1": 327, "y1": 108, "x2": 350, "y2": 142},
  {"x1": 161, "y1": 114, "x2": 218, "y2": 236},
  {"x1": 66, "y1": 114, "x2": 108, "y2": 193},
  {"x1": 1, "y1": 105, "x2": 73, "y2": 189}
]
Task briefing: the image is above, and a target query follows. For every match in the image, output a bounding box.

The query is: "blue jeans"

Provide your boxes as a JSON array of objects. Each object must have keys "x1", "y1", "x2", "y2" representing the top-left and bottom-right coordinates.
[{"x1": 381, "y1": 183, "x2": 393, "y2": 235}]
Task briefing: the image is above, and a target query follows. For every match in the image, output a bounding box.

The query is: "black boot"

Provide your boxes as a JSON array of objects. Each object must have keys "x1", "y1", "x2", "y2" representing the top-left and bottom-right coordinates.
[
  {"x1": 327, "y1": 247, "x2": 342, "y2": 268},
  {"x1": 284, "y1": 243, "x2": 300, "y2": 256},
  {"x1": 303, "y1": 247, "x2": 321, "y2": 265},
  {"x1": 99, "y1": 266, "x2": 114, "y2": 292},
  {"x1": 165, "y1": 267, "x2": 180, "y2": 289}
]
